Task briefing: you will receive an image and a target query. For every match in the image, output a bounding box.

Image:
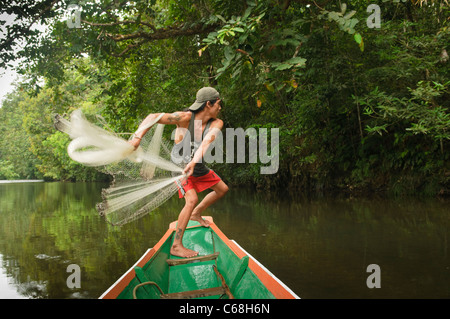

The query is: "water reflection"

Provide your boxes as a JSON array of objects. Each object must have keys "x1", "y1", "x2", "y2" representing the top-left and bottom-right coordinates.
[
  {"x1": 214, "y1": 191, "x2": 449, "y2": 298},
  {"x1": 0, "y1": 182, "x2": 176, "y2": 299},
  {"x1": 0, "y1": 182, "x2": 448, "y2": 298}
]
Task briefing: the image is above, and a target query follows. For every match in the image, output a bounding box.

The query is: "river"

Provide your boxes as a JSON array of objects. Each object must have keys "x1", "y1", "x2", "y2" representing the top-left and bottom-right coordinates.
[{"x1": 0, "y1": 181, "x2": 448, "y2": 299}]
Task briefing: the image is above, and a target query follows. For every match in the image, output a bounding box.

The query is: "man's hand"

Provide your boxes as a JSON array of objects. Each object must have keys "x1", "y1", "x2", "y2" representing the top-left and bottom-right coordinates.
[
  {"x1": 183, "y1": 161, "x2": 195, "y2": 177},
  {"x1": 128, "y1": 136, "x2": 141, "y2": 150}
]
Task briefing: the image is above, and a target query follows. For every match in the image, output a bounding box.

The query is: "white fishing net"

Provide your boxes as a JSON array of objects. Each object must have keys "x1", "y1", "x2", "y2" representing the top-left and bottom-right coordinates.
[{"x1": 54, "y1": 109, "x2": 185, "y2": 226}]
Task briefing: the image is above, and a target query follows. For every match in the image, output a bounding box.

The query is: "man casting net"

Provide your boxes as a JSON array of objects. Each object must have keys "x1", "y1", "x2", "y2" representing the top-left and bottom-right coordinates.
[{"x1": 55, "y1": 87, "x2": 228, "y2": 258}]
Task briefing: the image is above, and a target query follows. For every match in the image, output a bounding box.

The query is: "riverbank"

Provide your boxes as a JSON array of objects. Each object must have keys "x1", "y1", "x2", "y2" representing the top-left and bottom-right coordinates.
[{"x1": 221, "y1": 169, "x2": 450, "y2": 199}]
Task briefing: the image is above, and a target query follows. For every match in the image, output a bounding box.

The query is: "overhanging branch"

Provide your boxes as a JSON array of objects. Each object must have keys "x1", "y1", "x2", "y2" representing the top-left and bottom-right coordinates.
[
  {"x1": 81, "y1": 19, "x2": 157, "y2": 32},
  {"x1": 82, "y1": 19, "x2": 219, "y2": 57}
]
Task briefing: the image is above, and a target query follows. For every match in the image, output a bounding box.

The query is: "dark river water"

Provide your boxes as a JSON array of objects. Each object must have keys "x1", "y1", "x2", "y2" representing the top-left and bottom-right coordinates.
[{"x1": 0, "y1": 181, "x2": 448, "y2": 299}]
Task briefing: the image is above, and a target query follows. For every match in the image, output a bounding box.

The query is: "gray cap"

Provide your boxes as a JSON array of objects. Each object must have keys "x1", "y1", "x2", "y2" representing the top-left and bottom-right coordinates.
[{"x1": 189, "y1": 87, "x2": 220, "y2": 111}]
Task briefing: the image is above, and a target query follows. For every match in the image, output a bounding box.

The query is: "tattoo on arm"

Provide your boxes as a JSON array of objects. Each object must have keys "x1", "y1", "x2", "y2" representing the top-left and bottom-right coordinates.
[{"x1": 168, "y1": 112, "x2": 181, "y2": 123}]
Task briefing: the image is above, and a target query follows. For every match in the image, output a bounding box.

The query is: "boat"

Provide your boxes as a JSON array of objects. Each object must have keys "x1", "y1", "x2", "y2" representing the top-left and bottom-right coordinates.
[{"x1": 100, "y1": 217, "x2": 300, "y2": 299}]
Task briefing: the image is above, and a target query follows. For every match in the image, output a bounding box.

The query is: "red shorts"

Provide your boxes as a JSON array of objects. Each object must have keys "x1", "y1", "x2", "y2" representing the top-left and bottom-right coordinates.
[{"x1": 177, "y1": 170, "x2": 222, "y2": 198}]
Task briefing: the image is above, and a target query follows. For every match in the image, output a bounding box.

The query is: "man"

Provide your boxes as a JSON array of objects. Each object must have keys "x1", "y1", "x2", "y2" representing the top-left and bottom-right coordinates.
[{"x1": 129, "y1": 87, "x2": 228, "y2": 258}]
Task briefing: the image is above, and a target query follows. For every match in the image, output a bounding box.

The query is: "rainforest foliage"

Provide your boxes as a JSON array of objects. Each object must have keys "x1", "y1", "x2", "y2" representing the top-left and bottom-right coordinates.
[{"x1": 0, "y1": 0, "x2": 449, "y2": 195}]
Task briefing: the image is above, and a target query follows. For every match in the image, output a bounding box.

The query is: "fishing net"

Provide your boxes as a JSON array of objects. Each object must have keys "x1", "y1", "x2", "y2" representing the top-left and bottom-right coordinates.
[{"x1": 54, "y1": 109, "x2": 185, "y2": 226}]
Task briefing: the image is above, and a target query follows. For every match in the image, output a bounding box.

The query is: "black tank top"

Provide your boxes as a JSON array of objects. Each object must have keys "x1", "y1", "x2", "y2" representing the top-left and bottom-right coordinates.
[{"x1": 172, "y1": 112, "x2": 213, "y2": 177}]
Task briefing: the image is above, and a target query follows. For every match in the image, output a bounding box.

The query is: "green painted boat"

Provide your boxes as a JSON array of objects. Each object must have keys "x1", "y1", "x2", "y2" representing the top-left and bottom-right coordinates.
[{"x1": 100, "y1": 217, "x2": 299, "y2": 299}]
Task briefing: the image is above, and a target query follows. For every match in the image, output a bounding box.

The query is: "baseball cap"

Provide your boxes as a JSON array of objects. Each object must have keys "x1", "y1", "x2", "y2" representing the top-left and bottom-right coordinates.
[{"x1": 189, "y1": 87, "x2": 220, "y2": 111}]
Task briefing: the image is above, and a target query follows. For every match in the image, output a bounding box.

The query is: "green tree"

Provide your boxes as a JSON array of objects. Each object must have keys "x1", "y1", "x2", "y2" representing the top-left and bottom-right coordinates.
[{"x1": 0, "y1": 89, "x2": 41, "y2": 179}]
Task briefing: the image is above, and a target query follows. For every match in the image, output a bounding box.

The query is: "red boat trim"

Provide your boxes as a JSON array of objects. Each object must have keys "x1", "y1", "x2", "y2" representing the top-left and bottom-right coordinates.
[{"x1": 209, "y1": 222, "x2": 298, "y2": 299}]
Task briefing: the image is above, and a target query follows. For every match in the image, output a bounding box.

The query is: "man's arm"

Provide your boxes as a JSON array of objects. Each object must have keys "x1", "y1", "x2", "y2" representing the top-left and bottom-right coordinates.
[{"x1": 129, "y1": 112, "x2": 189, "y2": 149}]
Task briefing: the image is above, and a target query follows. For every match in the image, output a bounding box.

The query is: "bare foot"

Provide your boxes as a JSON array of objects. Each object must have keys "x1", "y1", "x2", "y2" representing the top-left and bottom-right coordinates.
[
  {"x1": 190, "y1": 214, "x2": 211, "y2": 227},
  {"x1": 170, "y1": 244, "x2": 198, "y2": 258}
]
